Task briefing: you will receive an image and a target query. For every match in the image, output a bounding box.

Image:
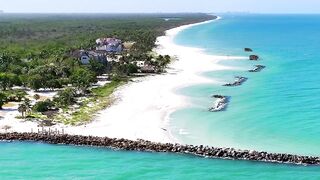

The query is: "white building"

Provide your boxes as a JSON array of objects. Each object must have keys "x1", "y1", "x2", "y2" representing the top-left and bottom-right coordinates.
[
  {"x1": 135, "y1": 61, "x2": 145, "y2": 68},
  {"x1": 79, "y1": 51, "x2": 90, "y2": 64}
]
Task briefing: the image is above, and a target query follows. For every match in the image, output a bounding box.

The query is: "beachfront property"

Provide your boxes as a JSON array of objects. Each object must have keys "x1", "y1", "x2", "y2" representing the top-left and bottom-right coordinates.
[
  {"x1": 135, "y1": 61, "x2": 145, "y2": 68},
  {"x1": 71, "y1": 37, "x2": 124, "y2": 64},
  {"x1": 131, "y1": 60, "x2": 157, "y2": 73},
  {"x1": 140, "y1": 65, "x2": 156, "y2": 73},
  {"x1": 77, "y1": 50, "x2": 90, "y2": 64},
  {"x1": 96, "y1": 38, "x2": 123, "y2": 53},
  {"x1": 106, "y1": 55, "x2": 122, "y2": 63},
  {"x1": 72, "y1": 50, "x2": 108, "y2": 65}
]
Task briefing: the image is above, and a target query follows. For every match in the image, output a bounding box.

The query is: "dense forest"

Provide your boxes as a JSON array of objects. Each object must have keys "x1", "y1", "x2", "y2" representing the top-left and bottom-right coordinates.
[
  {"x1": 0, "y1": 13, "x2": 214, "y2": 89},
  {"x1": 0, "y1": 13, "x2": 215, "y2": 124},
  {"x1": 0, "y1": 13, "x2": 214, "y2": 55}
]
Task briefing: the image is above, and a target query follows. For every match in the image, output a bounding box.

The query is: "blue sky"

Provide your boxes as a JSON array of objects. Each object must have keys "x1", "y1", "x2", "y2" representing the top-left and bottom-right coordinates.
[{"x1": 0, "y1": 0, "x2": 320, "y2": 13}]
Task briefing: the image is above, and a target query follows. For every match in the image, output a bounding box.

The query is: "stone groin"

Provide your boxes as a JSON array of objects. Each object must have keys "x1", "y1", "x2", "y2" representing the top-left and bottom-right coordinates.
[
  {"x1": 209, "y1": 95, "x2": 229, "y2": 112},
  {"x1": 0, "y1": 132, "x2": 319, "y2": 166},
  {"x1": 244, "y1": 48, "x2": 253, "y2": 52},
  {"x1": 223, "y1": 76, "x2": 248, "y2": 87},
  {"x1": 249, "y1": 55, "x2": 259, "y2": 60},
  {"x1": 249, "y1": 65, "x2": 266, "y2": 72}
]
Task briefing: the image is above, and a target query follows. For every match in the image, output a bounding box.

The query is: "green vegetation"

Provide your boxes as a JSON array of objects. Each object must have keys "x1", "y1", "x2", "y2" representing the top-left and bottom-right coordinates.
[
  {"x1": 0, "y1": 73, "x2": 20, "y2": 90},
  {"x1": 57, "y1": 80, "x2": 125, "y2": 125},
  {"x1": 33, "y1": 100, "x2": 55, "y2": 112},
  {"x1": 0, "y1": 13, "x2": 213, "y2": 55},
  {"x1": 70, "y1": 68, "x2": 96, "y2": 94},
  {"x1": 53, "y1": 88, "x2": 76, "y2": 108},
  {"x1": 17, "y1": 98, "x2": 31, "y2": 117},
  {"x1": 0, "y1": 92, "x2": 6, "y2": 109},
  {"x1": 0, "y1": 13, "x2": 214, "y2": 124},
  {"x1": 0, "y1": 13, "x2": 213, "y2": 91},
  {"x1": 4, "y1": 90, "x2": 27, "y2": 102}
]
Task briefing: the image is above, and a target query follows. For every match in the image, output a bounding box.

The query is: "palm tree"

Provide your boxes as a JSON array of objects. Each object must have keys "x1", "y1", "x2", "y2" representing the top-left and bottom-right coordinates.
[
  {"x1": 23, "y1": 98, "x2": 31, "y2": 108},
  {"x1": 18, "y1": 98, "x2": 31, "y2": 117},
  {"x1": 18, "y1": 104, "x2": 27, "y2": 117},
  {"x1": 23, "y1": 98, "x2": 32, "y2": 116}
]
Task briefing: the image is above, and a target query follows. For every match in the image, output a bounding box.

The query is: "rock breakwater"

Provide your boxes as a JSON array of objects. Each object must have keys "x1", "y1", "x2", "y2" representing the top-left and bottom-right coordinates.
[
  {"x1": 0, "y1": 132, "x2": 319, "y2": 165},
  {"x1": 223, "y1": 76, "x2": 248, "y2": 87},
  {"x1": 249, "y1": 65, "x2": 266, "y2": 72},
  {"x1": 249, "y1": 55, "x2": 259, "y2": 60},
  {"x1": 209, "y1": 95, "x2": 229, "y2": 112}
]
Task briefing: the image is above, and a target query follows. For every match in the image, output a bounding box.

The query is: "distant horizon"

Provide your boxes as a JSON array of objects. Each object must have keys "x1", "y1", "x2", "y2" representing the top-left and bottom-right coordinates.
[
  {"x1": 1, "y1": 0, "x2": 320, "y2": 14},
  {"x1": 1, "y1": 12, "x2": 320, "y2": 15}
]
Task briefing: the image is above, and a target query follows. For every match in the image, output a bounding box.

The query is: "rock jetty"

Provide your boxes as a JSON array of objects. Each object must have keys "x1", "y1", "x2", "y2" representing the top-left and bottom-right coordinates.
[
  {"x1": 0, "y1": 132, "x2": 319, "y2": 165},
  {"x1": 223, "y1": 76, "x2": 248, "y2": 87},
  {"x1": 249, "y1": 55, "x2": 259, "y2": 60},
  {"x1": 244, "y1": 48, "x2": 253, "y2": 52},
  {"x1": 209, "y1": 95, "x2": 229, "y2": 112},
  {"x1": 249, "y1": 65, "x2": 266, "y2": 72}
]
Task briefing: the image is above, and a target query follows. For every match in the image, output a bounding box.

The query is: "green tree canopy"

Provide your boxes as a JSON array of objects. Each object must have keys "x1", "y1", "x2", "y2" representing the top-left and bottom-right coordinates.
[
  {"x1": 0, "y1": 92, "x2": 7, "y2": 109},
  {"x1": 53, "y1": 88, "x2": 76, "y2": 107},
  {"x1": 0, "y1": 73, "x2": 21, "y2": 90},
  {"x1": 70, "y1": 68, "x2": 96, "y2": 93},
  {"x1": 33, "y1": 100, "x2": 55, "y2": 112}
]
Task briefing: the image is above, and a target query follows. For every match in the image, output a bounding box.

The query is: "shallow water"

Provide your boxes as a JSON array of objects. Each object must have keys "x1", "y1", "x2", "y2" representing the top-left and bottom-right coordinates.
[
  {"x1": 1, "y1": 142, "x2": 320, "y2": 179},
  {"x1": 172, "y1": 14, "x2": 320, "y2": 156}
]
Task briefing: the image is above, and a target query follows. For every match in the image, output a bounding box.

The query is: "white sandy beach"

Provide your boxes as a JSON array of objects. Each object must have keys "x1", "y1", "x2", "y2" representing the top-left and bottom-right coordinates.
[{"x1": 0, "y1": 17, "x2": 244, "y2": 143}]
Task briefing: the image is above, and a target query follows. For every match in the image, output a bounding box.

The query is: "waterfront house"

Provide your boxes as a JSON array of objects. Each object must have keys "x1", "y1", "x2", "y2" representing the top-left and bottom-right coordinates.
[
  {"x1": 140, "y1": 65, "x2": 156, "y2": 73},
  {"x1": 96, "y1": 37, "x2": 123, "y2": 53},
  {"x1": 79, "y1": 51, "x2": 90, "y2": 64},
  {"x1": 72, "y1": 50, "x2": 108, "y2": 65},
  {"x1": 135, "y1": 61, "x2": 145, "y2": 68},
  {"x1": 107, "y1": 55, "x2": 122, "y2": 63},
  {"x1": 88, "y1": 51, "x2": 107, "y2": 63},
  {"x1": 71, "y1": 50, "x2": 90, "y2": 64}
]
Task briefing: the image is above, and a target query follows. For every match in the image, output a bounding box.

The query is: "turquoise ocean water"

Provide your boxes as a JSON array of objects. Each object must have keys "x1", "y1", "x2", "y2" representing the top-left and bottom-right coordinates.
[
  {"x1": 1, "y1": 14, "x2": 320, "y2": 179},
  {"x1": 1, "y1": 142, "x2": 320, "y2": 179},
  {"x1": 172, "y1": 14, "x2": 320, "y2": 157}
]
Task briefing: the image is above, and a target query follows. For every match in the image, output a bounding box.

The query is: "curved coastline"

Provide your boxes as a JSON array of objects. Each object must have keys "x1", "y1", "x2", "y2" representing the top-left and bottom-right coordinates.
[
  {"x1": 0, "y1": 16, "x2": 246, "y2": 145},
  {"x1": 1, "y1": 16, "x2": 319, "y2": 166},
  {"x1": 60, "y1": 16, "x2": 245, "y2": 143}
]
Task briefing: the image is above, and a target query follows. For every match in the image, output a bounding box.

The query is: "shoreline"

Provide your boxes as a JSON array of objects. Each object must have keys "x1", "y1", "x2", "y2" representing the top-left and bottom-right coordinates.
[
  {"x1": 0, "y1": 16, "x2": 244, "y2": 144},
  {"x1": 64, "y1": 16, "x2": 243, "y2": 143}
]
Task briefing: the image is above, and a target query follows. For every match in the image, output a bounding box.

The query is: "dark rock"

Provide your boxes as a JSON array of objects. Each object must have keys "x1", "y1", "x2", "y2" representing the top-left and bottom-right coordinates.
[
  {"x1": 209, "y1": 95, "x2": 229, "y2": 112},
  {"x1": 244, "y1": 48, "x2": 253, "y2": 52},
  {"x1": 249, "y1": 55, "x2": 259, "y2": 60},
  {"x1": 0, "y1": 132, "x2": 319, "y2": 166},
  {"x1": 223, "y1": 76, "x2": 248, "y2": 87},
  {"x1": 249, "y1": 65, "x2": 266, "y2": 72}
]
